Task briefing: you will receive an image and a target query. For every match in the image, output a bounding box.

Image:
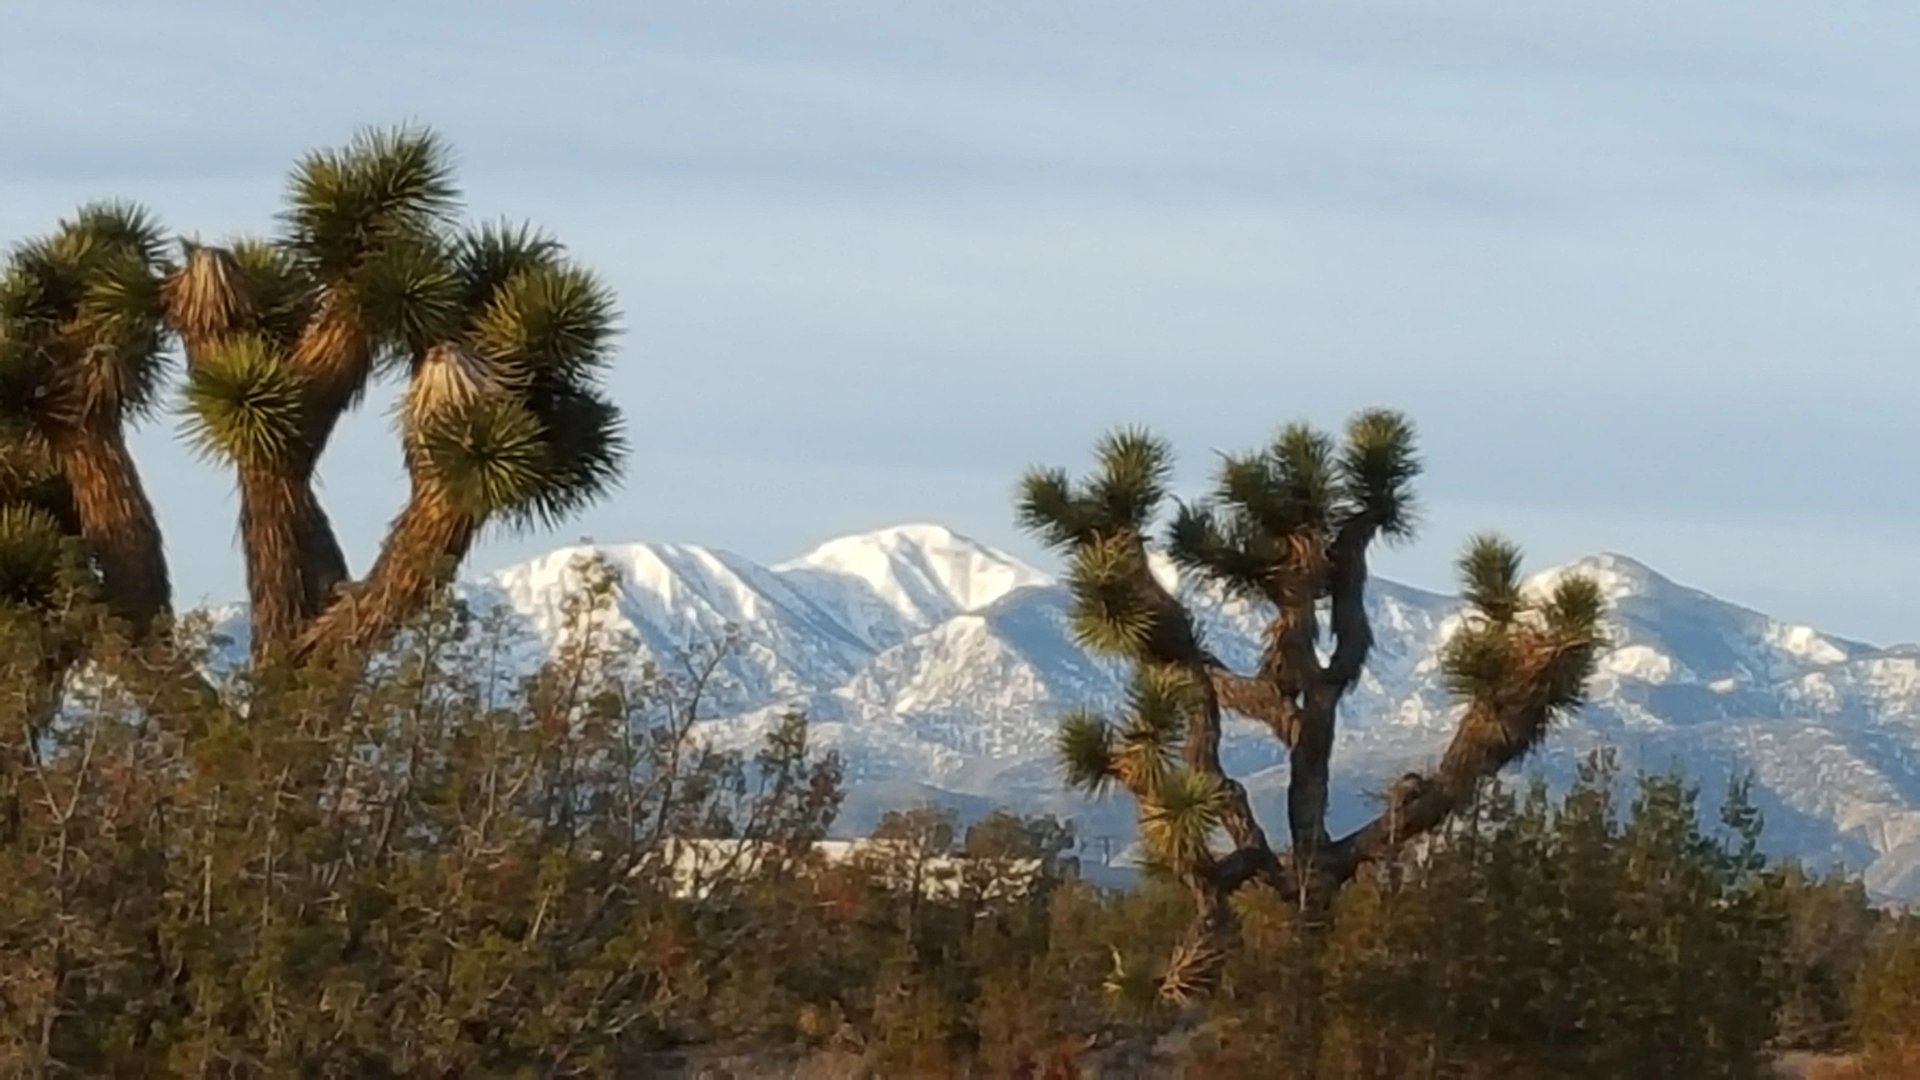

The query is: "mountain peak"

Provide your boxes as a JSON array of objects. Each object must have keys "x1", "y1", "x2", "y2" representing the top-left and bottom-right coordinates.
[
  {"x1": 1527, "y1": 551, "x2": 1674, "y2": 602},
  {"x1": 773, "y1": 523, "x2": 1052, "y2": 649},
  {"x1": 788, "y1": 522, "x2": 1008, "y2": 560}
]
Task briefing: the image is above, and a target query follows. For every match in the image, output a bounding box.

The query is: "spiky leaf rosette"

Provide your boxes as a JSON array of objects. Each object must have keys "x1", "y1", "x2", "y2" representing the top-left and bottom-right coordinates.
[
  {"x1": 1140, "y1": 769, "x2": 1226, "y2": 868},
  {"x1": 514, "y1": 386, "x2": 624, "y2": 529},
  {"x1": 1336, "y1": 408, "x2": 1420, "y2": 536},
  {"x1": 227, "y1": 240, "x2": 314, "y2": 348},
  {"x1": 1017, "y1": 426, "x2": 1171, "y2": 550},
  {"x1": 0, "y1": 445, "x2": 79, "y2": 545},
  {"x1": 65, "y1": 201, "x2": 168, "y2": 267},
  {"x1": 0, "y1": 208, "x2": 170, "y2": 426},
  {"x1": 281, "y1": 125, "x2": 459, "y2": 282},
  {"x1": 1057, "y1": 709, "x2": 1116, "y2": 795},
  {"x1": 0, "y1": 505, "x2": 80, "y2": 607},
  {"x1": 1086, "y1": 427, "x2": 1172, "y2": 532},
  {"x1": 1440, "y1": 535, "x2": 1607, "y2": 757},
  {"x1": 1165, "y1": 498, "x2": 1274, "y2": 601},
  {"x1": 1269, "y1": 422, "x2": 1335, "y2": 532},
  {"x1": 357, "y1": 236, "x2": 461, "y2": 360},
  {"x1": 1114, "y1": 665, "x2": 1191, "y2": 791},
  {"x1": 1016, "y1": 466, "x2": 1095, "y2": 549},
  {"x1": 1457, "y1": 532, "x2": 1524, "y2": 624},
  {"x1": 1158, "y1": 936, "x2": 1227, "y2": 1006},
  {"x1": 413, "y1": 396, "x2": 548, "y2": 519},
  {"x1": 454, "y1": 220, "x2": 563, "y2": 313},
  {"x1": 181, "y1": 335, "x2": 306, "y2": 468},
  {"x1": 1065, "y1": 533, "x2": 1161, "y2": 658},
  {"x1": 469, "y1": 262, "x2": 618, "y2": 386}
]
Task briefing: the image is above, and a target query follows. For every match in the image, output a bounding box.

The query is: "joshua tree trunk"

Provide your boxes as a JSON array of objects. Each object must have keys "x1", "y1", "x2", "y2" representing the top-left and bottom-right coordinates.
[{"x1": 53, "y1": 429, "x2": 171, "y2": 636}]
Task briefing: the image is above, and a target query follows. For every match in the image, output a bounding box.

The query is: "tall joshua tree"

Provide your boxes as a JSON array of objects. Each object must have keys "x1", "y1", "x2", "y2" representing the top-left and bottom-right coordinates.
[
  {"x1": 1018, "y1": 412, "x2": 1605, "y2": 1003},
  {"x1": 0, "y1": 126, "x2": 625, "y2": 670}
]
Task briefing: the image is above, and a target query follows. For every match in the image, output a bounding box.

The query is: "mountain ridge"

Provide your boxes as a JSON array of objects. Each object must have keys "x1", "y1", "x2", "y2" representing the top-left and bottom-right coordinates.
[{"x1": 209, "y1": 523, "x2": 1920, "y2": 901}]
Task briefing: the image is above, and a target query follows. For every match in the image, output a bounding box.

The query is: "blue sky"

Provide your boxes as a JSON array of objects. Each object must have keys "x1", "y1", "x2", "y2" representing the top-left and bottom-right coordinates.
[{"x1": 4, "y1": 2, "x2": 1918, "y2": 642}]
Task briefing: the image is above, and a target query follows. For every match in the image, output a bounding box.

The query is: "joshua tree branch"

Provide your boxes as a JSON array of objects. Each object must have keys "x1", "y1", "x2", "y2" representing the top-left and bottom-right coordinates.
[
  {"x1": 1323, "y1": 516, "x2": 1376, "y2": 689},
  {"x1": 1207, "y1": 665, "x2": 1302, "y2": 747},
  {"x1": 1328, "y1": 642, "x2": 1592, "y2": 880},
  {"x1": 292, "y1": 488, "x2": 478, "y2": 663}
]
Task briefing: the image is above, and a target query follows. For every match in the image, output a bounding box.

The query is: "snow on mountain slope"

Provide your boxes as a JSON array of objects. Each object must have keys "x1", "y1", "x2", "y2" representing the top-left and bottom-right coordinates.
[
  {"x1": 465, "y1": 540, "x2": 874, "y2": 705},
  {"x1": 205, "y1": 523, "x2": 1920, "y2": 901},
  {"x1": 774, "y1": 524, "x2": 1050, "y2": 649}
]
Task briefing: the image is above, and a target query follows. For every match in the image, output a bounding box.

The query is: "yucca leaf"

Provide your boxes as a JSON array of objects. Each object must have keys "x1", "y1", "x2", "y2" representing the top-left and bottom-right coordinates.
[
  {"x1": 1016, "y1": 466, "x2": 1094, "y2": 549},
  {"x1": 1088, "y1": 426, "x2": 1172, "y2": 531},
  {"x1": 414, "y1": 396, "x2": 548, "y2": 518},
  {"x1": 1115, "y1": 669, "x2": 1184, "y2": 792},
  {"x1": 1165, "y1": 499, "x2": 1271, "y2": 599},
  {"x1": 0, "y1": 504, "x2": 76, "y2": 607},
  {"x1": 1056, "y1": 709, "x2": 1116, "y2": 794},
  {"x1": 1066, "y1": 535, "x2": 1157, "y2": 657},
  {"x1": 507, "y1": 386, "x2": 626, "y2": 530},
  {"x1": 74, "y1": 251, "x2": 168, "y2": 417},
  {"x1": 454, "y1": 220, "x2": 562, "y2": 313},
  {"x1": 1214, "y1": 451, "x2": 1291, "y2": 534},
  {"x1": 61, "y1": 200, "x2": 167, "y2": 268},
  {"x1": 5, "y1": 236, "x2": 86, "y2": 323},
  {"x1": 282, "y1": 125, "x2": 459, "y2": 280},
  {"x1": 1125, "y1": 664, "x2": 1193, "y2": 747},
  {"x1": 181, "y1": 334, "x2": 306, "y2": 467},
  {"x1": 468, "y1": 262, "x2": 618, "y2": 383},
  {"x1": 228, "y1": 239, "x2": 314, "y2": 347},
  {"x1": 1544, "y1": 573, "x2": 1606, "y2": 643},
  {"x1": 356, "y1": 236, "x2": 462, "y2": 361},
  {"x1": 0, "y1": 429, "x2": 61, "y2": 502},
  {"x1": 1140, "y1": 769, "x2": 1225, "y2": 867},
  {"x1": 1457, "y1": 533, "x2": 1524, "y2": 623},
  {"x1": 1440, "y1": 624, "x2": 1513, "y2": 701},
  {"x1": 1271, "y1": 422, "x2": 1335, "y2": 531},
  {"x1": 1338, "y1": 407, "x2": 1420, "y2": 539}
]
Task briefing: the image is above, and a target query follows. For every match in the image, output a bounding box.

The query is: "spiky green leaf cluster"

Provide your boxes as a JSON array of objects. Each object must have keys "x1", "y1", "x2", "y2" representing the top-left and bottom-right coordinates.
[
  {"x1": 356, "y1": 236, "x2": 462, "y2": 357},
  {"x1": 1018, "y1": 429, "x2": 1188, "y2": 662},
  {"x1": 1338, "y1": 408, "x2": 1420, "y2": 539},
  {"x1": 1114, "y1": 664, "x2": 1191, "y2": 791},
  {"x1": 1063, "y1": 533, "x2": 1162, "y2": 658},
  {"x1": 414, "y1": 397, "x2": 550, "y2": 519},
  {"x1": 1140, "y1": 769, "x2": 1226, "y2": 867},
  {"x1": 470, "y1": 263, "x2": 618, "y2": 384},
  {"x1": 1057, "y1": 709, "x2": 1116, "y2": 795},
  {"x1": 181, "y1": 335, "x2": 307, "y2": 467},
  {"x1": 0, "y1": 203, "x2": 171, "y2": 427},
  {"x1": 1164, "y1": 408, "x2": 1422, "y2": 604},
  {"x1": 404, "y1": 244, "x2": 625, "y2": 530},
  {"x1": 282, "y1": 125, "x2": 459, "y2": 282},
  {"x1": 453, "y1": 220, "x2": 563, "y2": 312},
  {"x1": 1440, "y1": 535, "x2": 1608, "y2": 755},
  {"x1": 1458, "y1": 533, "x2": 1524, "y2": 623},
  {"x1": 1016, "y1": 427, "x2": 1172, "y2": 550},
  {"x1": 0, "y1": 504, "x2": 82, "y2": 607}
]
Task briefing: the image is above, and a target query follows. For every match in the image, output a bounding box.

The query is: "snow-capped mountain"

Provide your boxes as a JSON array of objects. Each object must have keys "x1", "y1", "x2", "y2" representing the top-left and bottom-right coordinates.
[{"x1": 218, "y1": 523, "x2": 1920, "y2": 901}]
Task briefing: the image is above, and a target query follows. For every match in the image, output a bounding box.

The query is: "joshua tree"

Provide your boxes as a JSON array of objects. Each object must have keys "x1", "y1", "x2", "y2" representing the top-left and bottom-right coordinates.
[
  {"x1": 1018, "y1": 412, "x2": 1605, "y2": 1003},
  {"x1": 0, "y1": 126, "x2": 625, "y2": 670}
]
